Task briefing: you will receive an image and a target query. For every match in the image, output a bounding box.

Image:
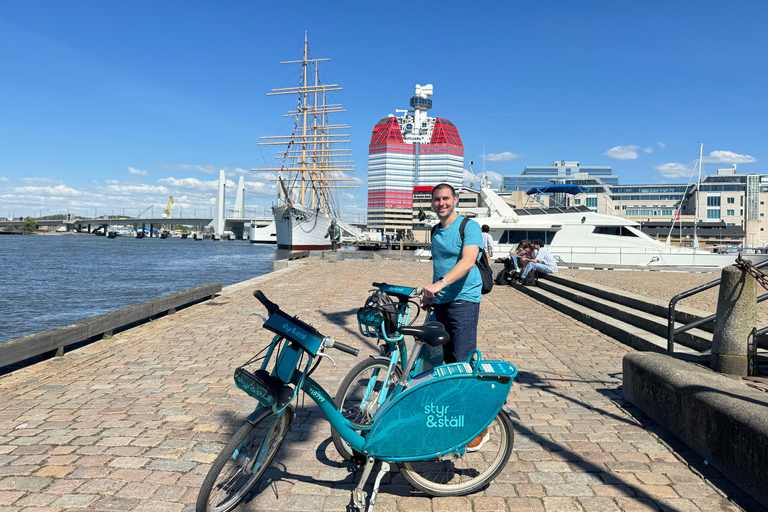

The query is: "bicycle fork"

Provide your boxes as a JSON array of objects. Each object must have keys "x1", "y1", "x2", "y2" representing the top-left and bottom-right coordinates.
[{"x1": 353, "y1": 456, "x2": 390, "y2": 512}]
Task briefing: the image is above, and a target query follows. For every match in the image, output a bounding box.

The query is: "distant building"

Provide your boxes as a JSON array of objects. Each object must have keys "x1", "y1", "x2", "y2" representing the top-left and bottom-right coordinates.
[
  {"x1": 502, "y1": 161, "x2": 618, "y2": 192},
  {"x1": 554, "y1": 165, "x2": 768, "y2": 247},
  {"x1": 367, "y1": 84, "x2": 464, "y2": 235}
]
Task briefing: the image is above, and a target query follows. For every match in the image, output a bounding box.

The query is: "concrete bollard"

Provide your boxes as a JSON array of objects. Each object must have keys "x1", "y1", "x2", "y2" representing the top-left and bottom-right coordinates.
[{"x1": 711, "y1": 265, "x2": 757, "y2": 376}]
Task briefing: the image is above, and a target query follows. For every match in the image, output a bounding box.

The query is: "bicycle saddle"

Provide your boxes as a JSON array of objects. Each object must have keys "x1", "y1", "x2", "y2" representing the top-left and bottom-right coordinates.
[{"x1": 398, "y1": 321, "x2": 450, "y2": 347}]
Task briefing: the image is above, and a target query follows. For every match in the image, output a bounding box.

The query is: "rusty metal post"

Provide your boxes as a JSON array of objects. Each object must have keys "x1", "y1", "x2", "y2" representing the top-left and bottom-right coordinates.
[{"x1": 711, "y1": 265, "x2": 757, "y2": 376}]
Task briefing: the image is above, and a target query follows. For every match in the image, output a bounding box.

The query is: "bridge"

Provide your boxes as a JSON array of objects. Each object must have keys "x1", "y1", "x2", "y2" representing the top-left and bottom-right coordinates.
[{"x1": 0, "y1": 216, "x2": 274, "y2": 238}]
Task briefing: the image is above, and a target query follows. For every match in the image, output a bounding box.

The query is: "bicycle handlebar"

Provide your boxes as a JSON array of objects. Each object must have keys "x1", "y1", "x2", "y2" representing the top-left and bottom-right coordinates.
[
  {"x1": 371, "y1": 282, "x2": 423, "y2": 297},
  {"x1": 253, "y1": 290, "x2": 279, "y2": 315},
  {"x1": 324, "y1": 337, "x2": 359, "y2": 356}
]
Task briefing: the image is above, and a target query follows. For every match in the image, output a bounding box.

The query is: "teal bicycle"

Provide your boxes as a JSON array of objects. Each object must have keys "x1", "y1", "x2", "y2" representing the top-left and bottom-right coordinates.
[
  {"x1": 331, "y1": 282, "x2": 445, "y2": 463},
  {"x1": 196, "y1": 290, "x2": 518, "y2": 512}
]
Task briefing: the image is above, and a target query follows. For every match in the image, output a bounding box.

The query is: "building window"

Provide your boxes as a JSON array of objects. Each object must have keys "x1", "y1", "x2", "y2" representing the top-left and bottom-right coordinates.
[
  {"x1": 586, "y1": 197, "x2": 597, "y2": 208},
  {"x1": 707, "y1": 209, "x2": 721, "y2": 219},
  {"x1": 727, "y1": 210, "x2": 734, "y2": 216},
  {"x1": 741, "y1": 196, "x2": 744, "y2": 206},
  {"x1": 727, "y1": 197, "x2": 735, "y2": 204},
  {"x1": 707, "y1": 196, "x2": 721, "y2": 207},
  {"x1": 574, "y1": 199, "x2": 581, "y2": 205}
]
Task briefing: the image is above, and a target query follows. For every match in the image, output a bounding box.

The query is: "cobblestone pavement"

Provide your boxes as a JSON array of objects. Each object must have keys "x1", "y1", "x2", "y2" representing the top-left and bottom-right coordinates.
[{"x1": 0, "y1": 259, "x2": 755, "y2": 512}]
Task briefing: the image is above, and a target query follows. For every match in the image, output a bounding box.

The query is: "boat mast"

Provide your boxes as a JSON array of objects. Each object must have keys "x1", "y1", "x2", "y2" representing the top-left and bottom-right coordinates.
[
  {"x1": 693, "y1": 142, "x2": 703, "y2": 248},
  {"x1": 251, "y1": 34, "x2": 356, "y2": 216}
]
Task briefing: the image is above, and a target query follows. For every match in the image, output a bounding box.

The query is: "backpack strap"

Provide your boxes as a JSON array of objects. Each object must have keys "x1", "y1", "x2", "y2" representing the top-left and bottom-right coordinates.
[{"x1": 432, "y1": 217, "x2": 484, "y2": 256}]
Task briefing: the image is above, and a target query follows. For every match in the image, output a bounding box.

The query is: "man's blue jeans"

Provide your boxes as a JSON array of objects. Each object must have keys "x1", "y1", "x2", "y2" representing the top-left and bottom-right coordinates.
[
  {"x1": 433, "y1": 300, "x2": 480, "y2": 364},
  {"x1": 520, "y1": 262, "x2": 553, "y2": 279}
]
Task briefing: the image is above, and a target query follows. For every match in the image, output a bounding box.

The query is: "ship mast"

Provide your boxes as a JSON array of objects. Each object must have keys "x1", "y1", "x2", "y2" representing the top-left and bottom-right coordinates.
[
  {"x1": 693, "y1": 142, "x2": 703, "y2": 248},
  {"x1": 251, "y1": 34, "x2": 355, "y2": 217}
]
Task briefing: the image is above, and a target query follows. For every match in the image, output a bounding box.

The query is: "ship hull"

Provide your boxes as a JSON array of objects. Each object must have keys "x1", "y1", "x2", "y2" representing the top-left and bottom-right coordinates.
[
  {"x1": 249, "y1": 220, "x2": 277, "y2": 244},
  {"x1": 273, "y1": 205, "x2": 333, "y2": 250}
]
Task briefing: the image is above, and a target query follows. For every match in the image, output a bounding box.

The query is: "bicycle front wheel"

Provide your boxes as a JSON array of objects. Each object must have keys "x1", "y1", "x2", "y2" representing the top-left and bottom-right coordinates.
[
  {"x1": 397, "y1": 410, "x2": 514, "y2": 496},
  {"x1": 332, "y1": 357, "x2": 401, "y2": 463},
  {"x1": 196, "y1": 408, "x2": 293, "y2": 512}
]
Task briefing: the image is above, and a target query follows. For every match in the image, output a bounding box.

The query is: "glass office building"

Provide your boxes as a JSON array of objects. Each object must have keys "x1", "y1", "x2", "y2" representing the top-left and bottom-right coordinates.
[{"x1": 502, "y1": 161, "x2": 618, "y2": 192}]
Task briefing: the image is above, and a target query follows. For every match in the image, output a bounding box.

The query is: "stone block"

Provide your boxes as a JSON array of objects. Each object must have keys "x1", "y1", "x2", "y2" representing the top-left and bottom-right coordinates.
[{"x1": 623, "y1": 352, "x2": 768, "y2": 508}]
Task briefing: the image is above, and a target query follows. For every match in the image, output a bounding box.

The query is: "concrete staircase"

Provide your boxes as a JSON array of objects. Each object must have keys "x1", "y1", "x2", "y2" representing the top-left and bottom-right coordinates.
[{"x1": 510, "y1": 273, "x2": 718, "y2": 355}]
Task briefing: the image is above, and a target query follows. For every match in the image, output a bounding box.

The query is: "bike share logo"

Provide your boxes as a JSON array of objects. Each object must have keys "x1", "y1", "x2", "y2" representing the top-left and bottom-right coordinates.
[
  {"x1": 282, "y1": 323, "x2": 307, "y2": 340},
  {"x1": 424, "y1": 403, "x2": 464, "y2": 428}
]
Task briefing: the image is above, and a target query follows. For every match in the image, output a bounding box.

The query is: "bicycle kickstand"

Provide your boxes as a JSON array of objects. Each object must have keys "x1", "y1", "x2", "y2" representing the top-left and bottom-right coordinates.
[
  {"x1": 367, "y1": 461, "x2": 390, "y2": 512},
  {"x1": 352, "y1": 456, "x2": 375, "y2": 511},
  {"x1": 352, "y1": 456, "x2": 390, "y2": 512}
]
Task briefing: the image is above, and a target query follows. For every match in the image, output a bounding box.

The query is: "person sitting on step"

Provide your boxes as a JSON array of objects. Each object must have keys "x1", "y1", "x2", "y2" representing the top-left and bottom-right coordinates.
[{"x1": 518, "y1": 239, "x2": 558, "y2": 283}]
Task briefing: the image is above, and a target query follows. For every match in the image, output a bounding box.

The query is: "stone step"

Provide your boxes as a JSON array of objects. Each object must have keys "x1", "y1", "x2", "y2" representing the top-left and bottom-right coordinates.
[
  {"x1": 510, "y1": 280, "x2": 701, "y2": 355},
  {"x1": 544, "y1": 273, "x2": 716, "y2": 333},
  {"x1": 536, "y1": 277, "x2": 712, "y2": 352}
]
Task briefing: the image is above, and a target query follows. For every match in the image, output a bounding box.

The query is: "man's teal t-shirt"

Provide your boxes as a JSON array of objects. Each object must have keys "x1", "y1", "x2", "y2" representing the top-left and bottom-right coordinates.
[{"x1": 431, "y1": 216, "x2": 483, "y2": 304}]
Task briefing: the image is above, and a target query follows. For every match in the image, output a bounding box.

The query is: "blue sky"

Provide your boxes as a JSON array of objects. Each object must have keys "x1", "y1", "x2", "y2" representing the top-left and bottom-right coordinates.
[{"x1": 1, "y1": 1, "x2": 765, "y2": 220}]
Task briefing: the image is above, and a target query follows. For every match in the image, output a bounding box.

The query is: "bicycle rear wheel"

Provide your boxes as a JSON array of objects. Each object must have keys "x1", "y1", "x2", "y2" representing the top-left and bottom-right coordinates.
[
  {"x1": 332, "y1": 357, "x2": 401, "y2": 463},
  {"x1": 397, "y1": 411, "x2": 514, "y2": 496},
  {"x1": 196, "y1": 408, "x2": 293, "y2": 512}
]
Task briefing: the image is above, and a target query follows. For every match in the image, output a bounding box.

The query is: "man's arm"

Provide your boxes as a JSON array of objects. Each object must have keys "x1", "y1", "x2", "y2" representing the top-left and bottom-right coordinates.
[{"x1": 422, "y1": 244, "x2": 480, "y2": 299}]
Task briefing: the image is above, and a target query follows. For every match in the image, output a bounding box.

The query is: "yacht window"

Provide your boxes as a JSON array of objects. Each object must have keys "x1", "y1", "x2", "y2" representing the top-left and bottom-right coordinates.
[
  {"x1": 501, "y1": 230, "x2": 554, "y2": 245},
  {"x1": 592, "y1": 226, "x2": 638, "y2": 237}
]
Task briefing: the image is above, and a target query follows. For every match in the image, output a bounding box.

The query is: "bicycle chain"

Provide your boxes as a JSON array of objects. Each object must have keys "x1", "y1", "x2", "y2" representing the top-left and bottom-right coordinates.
[{"x1": 735, "y1": 253, "x2": 768, "y2": 292}]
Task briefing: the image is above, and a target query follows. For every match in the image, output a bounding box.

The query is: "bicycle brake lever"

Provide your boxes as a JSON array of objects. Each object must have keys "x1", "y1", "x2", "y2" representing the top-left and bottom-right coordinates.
[
  {"x1": 249, "y1": 312, "x2": 267, "y2": 323},
  {"x1": 317, "y1": 351, "x2": 336, "y2": 367}
]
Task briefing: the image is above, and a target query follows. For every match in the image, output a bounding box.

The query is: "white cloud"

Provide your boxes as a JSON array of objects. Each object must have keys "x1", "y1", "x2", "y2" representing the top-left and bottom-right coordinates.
[
  {"x1": 643, "y1": 147, "x2": 653, "y2": 154},
  {"x1": 462, "y1": 169, "x2": 503, "y2": 189},
  {"x1": 0, "y1": 177, "x2": 8, "y2": 182},
  {"x1": 104, "y1": 183, "x2": 169, "y2": 195},
  {"x1": 702, "y1": 150, "x2": 757, "y2": 164},
  {"x1": 658, "y1": 142, "x2": 666, "y2": 149},
  {"x1": 13, "y1": 184, "x2": 83, "y2": 196},
  {"x1": 129, "y1": 167, "x2": 148, "y2": 176},
  {"x1": 484, "y1": 151, "x2": 520, "y2": 162},
  {"x1": 655, "y1": 162, "x2": 693, "y2": 178},
  {"x1": 604, "y1": 145, "x2": 640, "y2": 161},
  {"x1": 157, "y1": 177, "x2": 216, "y2": 191}
]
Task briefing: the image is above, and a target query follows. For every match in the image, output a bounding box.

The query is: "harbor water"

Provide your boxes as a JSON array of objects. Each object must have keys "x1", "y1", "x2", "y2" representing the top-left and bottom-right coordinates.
[{"x1": 0, "y1": 235, "x2": 279, "y2": 342}]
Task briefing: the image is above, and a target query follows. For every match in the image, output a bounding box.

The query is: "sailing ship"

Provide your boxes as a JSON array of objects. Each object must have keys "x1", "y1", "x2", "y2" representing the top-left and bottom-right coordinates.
[{"x1": 251, "y1": 35, "x2": 355, "y2": 250}]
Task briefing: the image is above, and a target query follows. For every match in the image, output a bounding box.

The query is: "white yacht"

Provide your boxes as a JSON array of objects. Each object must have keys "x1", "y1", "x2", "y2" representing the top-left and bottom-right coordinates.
[{"x1": 442, "y1": 178, "x2": 768, "y2": 268}]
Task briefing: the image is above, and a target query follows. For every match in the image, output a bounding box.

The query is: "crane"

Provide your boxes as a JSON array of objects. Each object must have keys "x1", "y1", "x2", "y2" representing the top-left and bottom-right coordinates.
[{"x1": 162, "y1": 197, "x2": 173, "y2": 218}]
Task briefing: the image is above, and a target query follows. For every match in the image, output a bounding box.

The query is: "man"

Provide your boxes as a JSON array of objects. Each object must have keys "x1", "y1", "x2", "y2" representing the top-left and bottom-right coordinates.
[
  {"x1": 421, "y1": 183, "x2": 483, "y2": 364},
  {"x1": 422, "y1": 183, "x2": 487, "y2": 451},
  {"x1": 481, "y1": 224, "x2": 494, "y2": 265},
  {"x1": 324, "y1": 219, "x2": 341, "y2": 251},
  {"x1": 519, "y1": 239, "x2": 558, "y2": 281}
]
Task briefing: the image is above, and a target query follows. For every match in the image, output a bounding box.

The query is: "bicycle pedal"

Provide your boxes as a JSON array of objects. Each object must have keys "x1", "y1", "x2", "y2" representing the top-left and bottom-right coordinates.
[{"x1": 352, "y1": 489, "x2": 367, "y2": 510}]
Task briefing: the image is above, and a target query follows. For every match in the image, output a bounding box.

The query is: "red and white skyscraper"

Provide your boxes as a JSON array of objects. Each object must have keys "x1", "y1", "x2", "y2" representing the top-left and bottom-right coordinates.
[{"x1": 366, "y1": 84, "x2": 464, "y2": 234}]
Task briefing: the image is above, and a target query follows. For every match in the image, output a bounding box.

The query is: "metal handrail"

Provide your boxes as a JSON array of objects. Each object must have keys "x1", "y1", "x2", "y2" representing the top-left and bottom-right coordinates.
[{"x1": 667, "y1": 256, "x2": 768, "y2": 352}]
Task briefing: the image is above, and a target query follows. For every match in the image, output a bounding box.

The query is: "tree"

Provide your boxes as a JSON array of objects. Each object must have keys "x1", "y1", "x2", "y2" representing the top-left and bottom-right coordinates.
[{"x1": 22, "y1": 217, "x2": 37, "y2": 233}]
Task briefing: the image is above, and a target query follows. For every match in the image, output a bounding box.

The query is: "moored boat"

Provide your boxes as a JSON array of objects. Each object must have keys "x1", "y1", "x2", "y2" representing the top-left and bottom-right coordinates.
[{"x1": 250, "y1": 35, "x2": 356, "y2": 251}]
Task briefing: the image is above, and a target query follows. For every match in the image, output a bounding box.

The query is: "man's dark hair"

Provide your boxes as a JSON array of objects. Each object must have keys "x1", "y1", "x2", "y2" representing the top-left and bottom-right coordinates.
[
  {"x1": 482, "y1": 224, "x2": 490, "y2": 233},
  {"x1": 533, "y1": 239, "x2": 545, "y2": 247},
  {"x1": 432, "y1": 183, "x2": 456, "y2": 197}
]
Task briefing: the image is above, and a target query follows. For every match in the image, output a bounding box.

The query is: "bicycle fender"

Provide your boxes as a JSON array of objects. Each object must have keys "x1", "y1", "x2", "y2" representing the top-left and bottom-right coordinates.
[
  {"x1": 501, "y1": 404, "x2": 521, "y2": 421},
  {"x1": 368, "y1": 354, "x2": 392, "y2": 364},
  {"x1": 246, "y1": 405, "x2": 295, "y2": 426}
]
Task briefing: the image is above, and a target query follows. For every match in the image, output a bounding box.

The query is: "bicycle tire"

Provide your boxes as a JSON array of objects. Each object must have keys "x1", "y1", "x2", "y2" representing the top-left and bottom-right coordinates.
[
  {"x1": 196, "y1": 408, "x2": 293, "y2": 512},
  {"x1": 397, "y1": 410, "x2": 514, "y2": 497},
  {"x1": 331, "y1": 357, "x2": 401, "y2": 464}
]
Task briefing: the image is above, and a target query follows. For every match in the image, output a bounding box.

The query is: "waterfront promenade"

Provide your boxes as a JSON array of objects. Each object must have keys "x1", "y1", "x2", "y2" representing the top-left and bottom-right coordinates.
[{"x1": 0, "y1": 259, "x2": 751, "y2": 511}]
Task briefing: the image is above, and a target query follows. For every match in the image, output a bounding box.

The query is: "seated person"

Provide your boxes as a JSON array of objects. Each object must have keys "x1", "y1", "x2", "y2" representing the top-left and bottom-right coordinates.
[
  {"x1": 508, "y1": 239, "x2": 531, "y2": 274},
  {"x1": 518, "y1": 239, "x2": 558, "y2": 282}
]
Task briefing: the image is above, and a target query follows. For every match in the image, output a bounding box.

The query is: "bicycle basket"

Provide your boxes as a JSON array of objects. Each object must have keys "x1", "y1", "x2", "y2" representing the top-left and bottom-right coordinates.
[{"x1": 357, "y1": 290, "x2": 400, "y2": 339}]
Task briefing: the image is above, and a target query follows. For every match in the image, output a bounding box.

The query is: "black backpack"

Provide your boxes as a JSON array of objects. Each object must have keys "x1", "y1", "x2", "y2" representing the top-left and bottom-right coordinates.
[
  {"x1": 523, "y1": 269, "x2": 538, "y2": 286},
  {"x1": 357, "y1": 289, "x2": 400, "y2": 336},
  {"x1": 431, "y1": 218, "x2": 493, "y2": 294}
]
